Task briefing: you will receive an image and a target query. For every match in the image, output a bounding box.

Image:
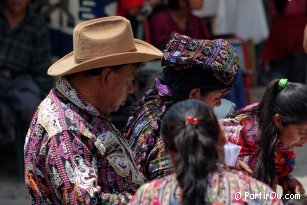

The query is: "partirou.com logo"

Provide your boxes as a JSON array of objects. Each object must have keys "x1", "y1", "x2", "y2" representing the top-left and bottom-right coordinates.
[{"x1": 234, "y1": 192, "x2": 301, "y2": 201}]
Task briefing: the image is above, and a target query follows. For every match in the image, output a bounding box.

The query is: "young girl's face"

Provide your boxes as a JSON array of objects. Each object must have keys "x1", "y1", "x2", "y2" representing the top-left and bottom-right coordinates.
[{"x1": 278, "y1": 123, "x2": 307, "y2": 149}]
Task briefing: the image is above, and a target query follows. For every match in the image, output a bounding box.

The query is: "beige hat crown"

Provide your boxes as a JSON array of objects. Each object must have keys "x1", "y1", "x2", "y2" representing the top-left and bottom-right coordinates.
[{"x1": 48, "y1": 16, "x2": 162, "y2": 76}]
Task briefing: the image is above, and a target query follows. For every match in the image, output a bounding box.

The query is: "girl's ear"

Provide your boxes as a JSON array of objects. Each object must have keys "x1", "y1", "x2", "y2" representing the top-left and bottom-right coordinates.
[
  {"x1": 188, "y1": 88, "x2": 201, "y2": 99},
  {"x1": 273, "y1": 114, "x2": 283, "y2": 129}
]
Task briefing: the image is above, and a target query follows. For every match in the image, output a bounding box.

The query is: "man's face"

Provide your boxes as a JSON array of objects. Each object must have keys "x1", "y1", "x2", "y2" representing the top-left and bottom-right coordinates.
[
  {"x1": 6, "y1": 0, "x2": 30, "y2": 15},
  {"x1": 104, "y1": 64, "x2": 138, "y2": 113}
]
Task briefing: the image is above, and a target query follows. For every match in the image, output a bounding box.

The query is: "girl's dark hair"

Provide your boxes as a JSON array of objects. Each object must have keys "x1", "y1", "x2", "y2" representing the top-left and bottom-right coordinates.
[
  {"x1": 250, "y1": 80, "x2": 307, "y2": 187},
  {"x1": 168, "y1": 0, "x2": 188, "y2": 9},
  {"x1": 161, "y1": 99, "x2": 221, "y2": 205},
  {"x1": 163, "y1": 66, "x2": 230, "y2": 104},
  {"x1": 274, "y1": 0, "x2": 288, "y2": 15},
  {"x1": 167, "y1": 0, "x2": 189, "y2": 10}
]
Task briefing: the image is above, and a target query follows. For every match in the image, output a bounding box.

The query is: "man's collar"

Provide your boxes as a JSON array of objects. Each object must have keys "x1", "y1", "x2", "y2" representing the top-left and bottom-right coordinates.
[{"x1": 56, "y1": 77, "x2": 106, "y2": 118}]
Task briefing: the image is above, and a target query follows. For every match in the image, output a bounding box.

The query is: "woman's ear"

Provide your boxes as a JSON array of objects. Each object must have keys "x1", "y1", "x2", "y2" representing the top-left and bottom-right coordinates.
[
  {"x1": 188, "y1": 88, "x2": 201, "y2": 99},
  {"x1": 99, "y1": 68, "x2": 112, "y2": 89},
  {"x1": 273, "y1": 114, "x2": 283, "y2": 129}
]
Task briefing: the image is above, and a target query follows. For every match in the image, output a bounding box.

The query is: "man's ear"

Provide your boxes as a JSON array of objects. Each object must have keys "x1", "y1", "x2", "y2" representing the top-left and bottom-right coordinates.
[
  {"x1": 188, "y1": 88, "x2": 201, "y2": 99},
  {"x1": 99, "y1": 68, "x2": 112, "y2": 89},
  {"x1": 273, "y1": 114, "x2": 283, "y2": 129}
]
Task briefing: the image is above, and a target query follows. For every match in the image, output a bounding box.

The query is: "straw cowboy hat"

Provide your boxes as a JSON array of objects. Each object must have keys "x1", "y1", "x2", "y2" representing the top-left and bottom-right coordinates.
[{"x1": 48, "y1": 16, "x2": 163, "y2": 76}]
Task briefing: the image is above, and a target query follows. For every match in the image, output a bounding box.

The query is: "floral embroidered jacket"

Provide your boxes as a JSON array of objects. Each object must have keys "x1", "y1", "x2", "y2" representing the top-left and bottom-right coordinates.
[
  {"x1": 220, "y1": 104, "x2": 296, "y2": 189},
  {"x1": 24, "y1": 78, "x2": 144, "y2": 205},
  {"x1": 129, "y1": 166, "x2": 281, "y2": 205},
  {"x1": 124, "y1": 81, "x2": 173, "y2": 180}
]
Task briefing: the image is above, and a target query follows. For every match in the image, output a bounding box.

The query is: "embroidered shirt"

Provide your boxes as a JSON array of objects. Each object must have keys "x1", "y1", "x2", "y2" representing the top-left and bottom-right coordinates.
[
  {"x1": 220, "y1": 104, "x2": 296, "y2": 189},
  {"x1": 24, "y1": 78, "x2": 144, "y2": 205},
  {"x1": 129, "y1": 167, "x2": 281, "y2": 205},
  {"x1": 124, "y1": 82, "x2": 173, "y2": 180}
]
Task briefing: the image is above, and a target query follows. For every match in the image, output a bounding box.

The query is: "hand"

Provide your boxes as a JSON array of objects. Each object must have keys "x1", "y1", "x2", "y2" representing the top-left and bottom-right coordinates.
[
  {"x1": 235, "y1": 159, "x2": 253, "y2": 176},
  {"x1": 279, "y1": 174, "x2": 305, "y2": 195}
]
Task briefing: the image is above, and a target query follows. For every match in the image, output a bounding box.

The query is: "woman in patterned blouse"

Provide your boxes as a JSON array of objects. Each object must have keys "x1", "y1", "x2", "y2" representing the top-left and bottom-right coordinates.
[
  {"x1": 124, "y1": 33, "x2": 240, "y2": 180},
  {"x1": 129, "y1": 99, "x2": 281, "y2": 205},
  {"x1": 221, "y1": 79, "x2": 307, "y2": 194}
]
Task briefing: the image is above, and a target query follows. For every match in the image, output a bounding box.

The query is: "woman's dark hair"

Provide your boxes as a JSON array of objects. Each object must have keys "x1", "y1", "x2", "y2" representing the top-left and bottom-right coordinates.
[
  {"x1": 161, "y1": 99, "x2": 222, "y2": 205},
  {"x1": 168, "y1": 0, "x2": 188, "y2": 9},
  {"x1": 274, "y1": 0, "x2": 288, "y2": 15},
  {"x1": 249, "y1": 80, "x2": 307, "y2": 187},
  {"x1": 162, "y1": 66, "x2": 230, "y2": 104}
]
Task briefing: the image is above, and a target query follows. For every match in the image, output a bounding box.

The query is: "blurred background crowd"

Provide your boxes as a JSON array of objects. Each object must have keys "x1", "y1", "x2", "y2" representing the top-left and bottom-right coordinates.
[{"x1": 0, "y1": 0, "x2": 306, "y2": 204}]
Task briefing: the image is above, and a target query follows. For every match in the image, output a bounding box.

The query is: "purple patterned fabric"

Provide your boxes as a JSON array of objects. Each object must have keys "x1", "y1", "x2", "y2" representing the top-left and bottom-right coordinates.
[
  {"x1": 124, "y1": 80, "x2": 173, "y2": 180},
  {"x1": 24, "y1": 78, "x2": 144, "y2": 205},
  {"x1": 161, "y1": 34, "x2": 240, "y2": 85},
  {"x1": 155, "y1": 77, "x2": 172, "y2": 96}
]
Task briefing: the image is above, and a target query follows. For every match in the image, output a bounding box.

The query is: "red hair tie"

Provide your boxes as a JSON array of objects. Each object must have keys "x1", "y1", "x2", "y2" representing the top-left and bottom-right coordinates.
[{"x1": 187, "y1": 117, "x2": 199, "y2": 126}]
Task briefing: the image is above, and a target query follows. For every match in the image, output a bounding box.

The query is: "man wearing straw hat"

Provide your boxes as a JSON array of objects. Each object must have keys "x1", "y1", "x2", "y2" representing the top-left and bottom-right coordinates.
[{"x1": 24, "y1": 16, "x2": 162, "y2": 204}]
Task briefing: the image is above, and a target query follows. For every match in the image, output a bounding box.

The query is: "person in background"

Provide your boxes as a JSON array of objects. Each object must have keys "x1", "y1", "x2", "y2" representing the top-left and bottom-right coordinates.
[
  {"x1": 24, "y1": 16, "x2": 162, "y2": 205},
  {"x1": 117, "y1": 0, "x2": 145, "y2": 39},
  {"x1": 129, "y1": 99, "x2": 281, "y2": 205},
  {"x1": 149, "y1": 0, "x2": 210, "y2": 50},
  {"x1": 221, "y1": 79, "x2": 307, "y2": 194},
  {"x1": 262, "y1": 0, "x2": 306, "y2": 83},
  {"x1": 124, "y1": 33, "x2": 240, "y2": 180},
  {"x1": 0, "y1": 0, "x2": 52, "y2": 142}
]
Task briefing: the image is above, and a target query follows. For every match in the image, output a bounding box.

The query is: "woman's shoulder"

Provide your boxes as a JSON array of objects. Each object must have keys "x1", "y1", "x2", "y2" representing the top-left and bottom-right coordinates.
[
  {"x1": 223, "y1": 168, "x2": 266, "y2": 186},
  {"x1": 209, "y1": 168, "x2": 281, "y2": 204},
  {"x1": 241, "y1": 103, "x2": 259, "y2": 112},
  {"x1": 221, "y1": 103, "x2": 259, "y2": 126},
  {"x1": 127, "y1": 94, "x2": 165, "y2": 130},
  {"x1": 227, "y1": 169, "x2": 278, "y2": 196},
  {"x1": 144, "y1": 174, "x2": 175, "y2": 189},
  {"x1": 129, "y1": 175, "x2": 177, "y2": 204}
]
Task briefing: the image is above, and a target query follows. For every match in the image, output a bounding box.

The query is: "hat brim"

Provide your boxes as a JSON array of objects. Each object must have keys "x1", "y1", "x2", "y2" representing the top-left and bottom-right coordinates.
[{"x1": 48, "y1": 39, "x2": 163, "y2": 76}]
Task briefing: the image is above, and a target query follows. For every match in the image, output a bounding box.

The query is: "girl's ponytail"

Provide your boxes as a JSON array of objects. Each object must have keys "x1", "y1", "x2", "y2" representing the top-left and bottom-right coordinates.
[
  {"x1": 161, "y1": 100, "x2": 221, "y2": 205},
  {"x1": 254, "y1": 80, "x2": 280, "y2": 187}
]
